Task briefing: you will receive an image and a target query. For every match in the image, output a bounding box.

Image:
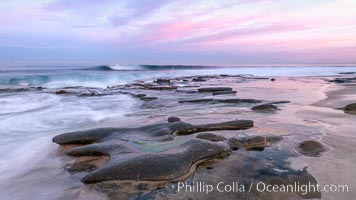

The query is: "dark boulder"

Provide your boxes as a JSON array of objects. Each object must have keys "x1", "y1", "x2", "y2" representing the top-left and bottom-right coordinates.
[
  {"x1": 296, "y1": 140, "x2": 328, "y2": 157},
  {"x1": 155, "y1": 78, "x2": 170, "y2": 84},
  {"x1": 344, "y1": 103, "x2": 356, "y2": 115},
  {"x1": 265, "y1": 135, "x2": 283, "y2": 143},
  {"x1": 55, "y1": 90, "x2": 68, "y2": 95},
  {"x1": 212, "y1": 91, "x2": 237, "y2": 95},
  {"x1": 251, "y1": 104, "x2": 278, "y2": 112},
  {"x1": 140, "y1": 96, "x2": 157, "y2": 101},
  {"x1": 227, "y1": 136, "x2": 267, "y2": 151},
  {"x1": 167, "y1": 116, "x2": 181, "y2": 123},
  {"x1": 192, "y1": 77, "x2": 207, "y2": 82}
]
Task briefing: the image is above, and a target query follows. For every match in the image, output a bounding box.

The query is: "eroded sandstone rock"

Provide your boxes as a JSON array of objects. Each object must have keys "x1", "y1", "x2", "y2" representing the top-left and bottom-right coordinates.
[
  {"x1": 344, "y1": 103, "x2": 356, "y2": 115},
  {"x1": 196, "y1": 132, "x2": 227, "y2": 142},
  {"x1": 228, "y1": 136, "x2": 267, "y2": 151},
  {"x1": 155, "y1": 78, "x2": 170, "y2": 84},
  {"x1": 212, "y1": 91, "x2": 237, "y2": 95},
  {"x1": 53, "y1": 119, "x2": 253, "y2": 145},
  {"x1": 296, "y1": 140, "x2": 328, "y2": 157},
  {"x1": 198, "y1": 87, "x2": 233, "y2": 93},
  {"x1": 53, "y1": 118, "x2": 254, "y2": 183},
  {"x1": 251, "y1": 104, "x2": 278, "y2": 112},
  {"x1": 81, "y1": 139, "x2": 230, "y2": 183}
]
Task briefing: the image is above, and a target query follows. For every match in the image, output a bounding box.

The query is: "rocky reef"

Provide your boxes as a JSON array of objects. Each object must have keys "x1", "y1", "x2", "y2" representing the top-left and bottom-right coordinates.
[
  {"x1": 53, "y1": 118, "x2": 253, "y2": 183},
  {"x1": 51, "y1": 74, "x2": 330, "y2": 199}
]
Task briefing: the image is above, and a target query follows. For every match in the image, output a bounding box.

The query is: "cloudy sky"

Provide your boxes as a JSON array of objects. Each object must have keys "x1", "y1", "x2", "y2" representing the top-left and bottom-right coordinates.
[{"x1": 1, "y1": 0, "x2": 356, "y2": 66}]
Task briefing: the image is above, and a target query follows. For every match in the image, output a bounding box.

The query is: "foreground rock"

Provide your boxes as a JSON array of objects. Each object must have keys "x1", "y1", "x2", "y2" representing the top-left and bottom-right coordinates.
[
  {"x1": 241, "y1": 136, "x2": 267, "y2": 150},
  {"x1": 74, "y1": 139, "x2": 230, "y2": 183},
  {"x1": 296, "y1": 140, "x2": 328, "y2": 157},
  {"x1": 52, "y1": 118, "x2": 253, "y2": 183},
  {"x1": 251, "y1": 104, "x2": 278, "y2": 112},
  {"x1": 227, "y1": 135, "x2": 283, "y2": 151},
  {"x1": 196, "y1": 132, "x2": 226, "y2": 142},
  {"x1": 53, "y1": 118, "x2": 254, "y2": 145},
  {"x1": 343, "y1": 103, "x2": 356, "y2": 115},
  {"x1": 228, "y1": 136, "x2": 267, "y2": 151}
]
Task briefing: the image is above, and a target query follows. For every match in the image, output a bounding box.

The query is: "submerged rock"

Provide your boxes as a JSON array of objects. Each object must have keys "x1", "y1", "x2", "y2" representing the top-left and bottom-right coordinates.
[
  {"x1": 251, "y1": 104, "x2": 278, "y2": 112},
  {"x1": 296, "y1": 140, "x2": 328, "y2": 157},
  {"x1": 344, "y1": 103, "x2": 356, "y2": 115},
  {"x1": 140, "y1": 96, "x2": 157, "y2": 101},
  {"x1": 265, "y1": 135, "x2": 283, "y2": 143},
  {"x1": 241, "y1": 136, "x2": 267, "y2": 150},
  {"x1": 228, "y1": 136, "x2": 267, "y2": 151},
  {"x1": 53, "y1": 87, "x2": 106, "y2": 96},
  {"x1": 196, "y1": 132, "x2": 226, "y2": 142}
]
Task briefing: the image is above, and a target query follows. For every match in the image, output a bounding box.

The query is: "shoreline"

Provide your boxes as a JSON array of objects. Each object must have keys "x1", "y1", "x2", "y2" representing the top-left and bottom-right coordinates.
[{"x1": 294, "y1": 82, "x2": 356, "y2": 200}]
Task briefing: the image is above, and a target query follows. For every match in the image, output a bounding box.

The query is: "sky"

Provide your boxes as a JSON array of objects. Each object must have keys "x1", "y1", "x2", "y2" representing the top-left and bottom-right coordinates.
[{"x1": 0, "y1": 0, "x2": 356, "y2": 66}]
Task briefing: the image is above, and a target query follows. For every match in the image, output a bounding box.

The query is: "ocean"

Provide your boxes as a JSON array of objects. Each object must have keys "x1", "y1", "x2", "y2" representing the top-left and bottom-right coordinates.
[{"x1": 1, "y1": 64, "x2": 356, "y2": 88}]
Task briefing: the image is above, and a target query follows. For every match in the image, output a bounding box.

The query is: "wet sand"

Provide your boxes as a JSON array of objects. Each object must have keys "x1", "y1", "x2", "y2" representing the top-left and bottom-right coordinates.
[
  {"x1": 50, "y1": 75, "x2": 356, "y2": 200},
  {"x1": 295, "y1": 83, "x2": 356, "y2": 200}
]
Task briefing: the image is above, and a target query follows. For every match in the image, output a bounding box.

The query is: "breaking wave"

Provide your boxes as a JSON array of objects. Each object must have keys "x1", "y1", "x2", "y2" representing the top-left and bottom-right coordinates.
[{"x1": 84, "y1": 65, "x2": 219, "y2": 71}]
